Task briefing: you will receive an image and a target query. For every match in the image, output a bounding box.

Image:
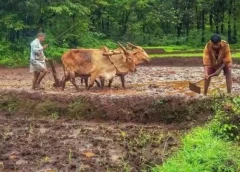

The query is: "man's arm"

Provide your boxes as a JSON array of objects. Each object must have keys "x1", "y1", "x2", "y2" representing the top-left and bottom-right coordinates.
[
  {"x1": 203, "y1": 45, "x2": 211, "y2": 66},
  {"x1": 207, "y1": 63, "x2": 225, "y2": 79},
  {"x1": 32, "y1": 42, "x2": 48, "y2": 54},
  {"x1": 223, "y1": 44, "x2": 232, "y2": 66}
]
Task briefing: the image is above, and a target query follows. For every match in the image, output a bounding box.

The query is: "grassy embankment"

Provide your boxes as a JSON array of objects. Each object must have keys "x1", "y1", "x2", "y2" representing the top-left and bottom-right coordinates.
[
  {"x1": 1, "y1": 45, "x2": 240, "y2": 67},
  {"x1": 152, "y1": 96, "x2": 240, "y2": 172},
  {"x1": 144, "y1": 45, "x2": 240, "y2": 58}
]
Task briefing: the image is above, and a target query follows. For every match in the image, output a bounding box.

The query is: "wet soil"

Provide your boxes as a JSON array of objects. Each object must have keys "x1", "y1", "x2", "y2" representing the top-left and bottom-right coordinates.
[
  {"x1": 0, "y1": 58, "x2": 240, "y2": 96},
  {"x1": 0, "y1": 58, "x2": 240, "y2": 171},
  {"x1": 0, "y1": 58, "x2": 240, "y2": 123},
  {"x1": 0, "y1": 112, "x2": 183, "y2": 172}
]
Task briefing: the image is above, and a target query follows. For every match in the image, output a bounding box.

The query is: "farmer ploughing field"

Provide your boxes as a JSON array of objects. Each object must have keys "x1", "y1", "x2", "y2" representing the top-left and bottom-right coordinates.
[
  {"x1": 30, "y1": 33, "x2": 49, "y2": 90},
  {"x1": 1, "y1": 1, "x2": 240, "y2": 171}
]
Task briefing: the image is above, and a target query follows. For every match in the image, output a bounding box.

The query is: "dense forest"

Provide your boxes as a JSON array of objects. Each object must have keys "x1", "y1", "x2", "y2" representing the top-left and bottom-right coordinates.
[{"x1": 0, "y1": 0, "x2": 240, "y2": 65}]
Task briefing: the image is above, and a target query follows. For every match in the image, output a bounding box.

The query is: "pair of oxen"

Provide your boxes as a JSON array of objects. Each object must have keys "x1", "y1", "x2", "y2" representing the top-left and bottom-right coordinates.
[{"x1": 60, "y1": 43, "x2": 150, "y2": 91}]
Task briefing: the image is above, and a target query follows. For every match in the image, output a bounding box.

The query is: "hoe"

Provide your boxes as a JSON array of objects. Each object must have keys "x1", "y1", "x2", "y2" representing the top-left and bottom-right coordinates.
[
  {"x1": 189, "y1": 73, "x2": 220, "y2": 94},
  {"x1": 189, "y1": 79, "x2": 205, "y2": 94}
]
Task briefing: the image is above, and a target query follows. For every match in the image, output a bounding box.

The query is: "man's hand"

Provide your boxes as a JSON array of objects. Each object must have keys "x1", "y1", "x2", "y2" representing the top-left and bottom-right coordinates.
[
  {"x1": 45, "y1": 57, "x2": 49, "y2": 61},
  {"x1": 213, "y1": 68, "x2": 222, "y2": 76},
  {"x1": 43, "y1": 44, "x2": 48, "y2": 49},
  {"x1": 207, "y1": 68, "x2": 221, "y2": 79}
]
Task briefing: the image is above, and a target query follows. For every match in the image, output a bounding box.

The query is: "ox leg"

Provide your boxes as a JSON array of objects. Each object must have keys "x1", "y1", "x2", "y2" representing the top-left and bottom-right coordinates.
[
  {"x1": 100, "y1": 78, "x2": 105, "y2": 89},
  {"x1": 108, "y1": 78, "x2": 113, "y2": 88},
  {"x1": 81, "y1": 78, "x2": 84, "y2": 86},
  {"x1": 84, "y1": 77, "x2": 88, "y2": 88},
  {"x1": 95, "y1": 80, "x2": 101, "y2": 87},
  {"x1": 120, "y1": 75, "x2": 126, "y2": 89},
  {"x1": 69, "y1": 72, "x2": 80, "y2": 91},
  {"x1": 88, "y1": 72, "x2": 98, "y2": 90},
  {"x1": 61, "y1": 74, "x2": 70, "y2": 91}
]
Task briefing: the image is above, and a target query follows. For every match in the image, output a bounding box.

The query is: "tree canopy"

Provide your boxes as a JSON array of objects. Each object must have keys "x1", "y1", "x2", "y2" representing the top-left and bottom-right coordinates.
[{"x1": 0, "y1": 0, "x2": 240, "y2": 59}]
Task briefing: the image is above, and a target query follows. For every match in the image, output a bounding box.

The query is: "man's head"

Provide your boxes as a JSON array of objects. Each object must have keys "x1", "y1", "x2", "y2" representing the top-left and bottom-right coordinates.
[
  {"x1": 210, "y1": 34, "x2": 221, "y2": 50},
  {"x1": 37, "y1": 32, "x2": 45, "y2": 42}
]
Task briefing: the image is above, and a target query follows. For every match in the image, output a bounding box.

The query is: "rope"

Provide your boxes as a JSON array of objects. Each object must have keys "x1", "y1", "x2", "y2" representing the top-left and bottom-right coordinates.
[
  {"x1": 54, "y1": 21, "x2": 82, "y2": 41},
  {"x1": 105, "y1": 51, "x2": 123, "y2": 73}
]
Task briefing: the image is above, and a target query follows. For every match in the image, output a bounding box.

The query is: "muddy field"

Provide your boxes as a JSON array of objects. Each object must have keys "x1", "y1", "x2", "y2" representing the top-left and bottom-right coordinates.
[
  {"x1": 1, "y1": 58, "x2": 240, "y2": 172},
  {"x1": 1, "y1": 58, "x2": 240, "y2": 96},
  {"x1": 0, "y1": 112, "x2": 183, "y2": 172}
]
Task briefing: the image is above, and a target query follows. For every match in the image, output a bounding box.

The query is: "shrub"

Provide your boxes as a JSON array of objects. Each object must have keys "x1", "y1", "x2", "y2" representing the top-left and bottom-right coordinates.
[
  {"x1": 152, "y1": 127, "x2": 240, "y2": 172},
  {"x1": 211, "y1": 96, "x2": 240, "y2": 142}
]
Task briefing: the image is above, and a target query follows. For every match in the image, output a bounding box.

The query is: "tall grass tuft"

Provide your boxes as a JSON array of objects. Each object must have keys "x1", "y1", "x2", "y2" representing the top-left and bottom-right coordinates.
[{"x1": 152, "y1": 126, "x2": 240, "y2": 172}]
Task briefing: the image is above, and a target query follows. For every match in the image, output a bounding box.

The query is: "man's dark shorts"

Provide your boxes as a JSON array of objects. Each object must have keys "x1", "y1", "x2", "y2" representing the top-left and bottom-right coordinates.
[{"x1": 207, "y1": 66, "x2": 232, "y2": 75}]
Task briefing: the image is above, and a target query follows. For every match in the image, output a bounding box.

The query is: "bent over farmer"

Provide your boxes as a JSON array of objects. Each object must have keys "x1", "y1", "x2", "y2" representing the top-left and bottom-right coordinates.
[
  {"x1": 30, "y1": 32, "x2": 48, "y2": 90},
  {"x1": 203, "y1": 34, "x2": 232, "y2": 95}
]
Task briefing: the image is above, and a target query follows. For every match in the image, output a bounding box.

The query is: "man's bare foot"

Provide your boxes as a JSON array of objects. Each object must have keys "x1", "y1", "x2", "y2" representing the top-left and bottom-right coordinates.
[{"x1": 35, "y1": 84, "x2": 44, "y2": 90}]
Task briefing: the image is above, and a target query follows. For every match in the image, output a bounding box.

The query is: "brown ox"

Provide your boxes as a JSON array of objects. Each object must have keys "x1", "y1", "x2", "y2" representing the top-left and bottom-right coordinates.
[
  {"x1": 87, "y1": 43, "x2": 138, "y2": 90},
  {"x1": 108, "y1": 42, "x2": 150, "y2": 88},
  {"x1": 82, "y1": 43, "x2": 150, "y2": 88},
  {"x1": 61, "y1": 45, "x2": 136, "y2": 91}
]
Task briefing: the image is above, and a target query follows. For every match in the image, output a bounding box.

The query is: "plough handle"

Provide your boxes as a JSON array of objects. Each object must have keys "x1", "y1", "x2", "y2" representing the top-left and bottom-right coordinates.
[{"x1": 48, "y1": 59, "x2": 61, "y2": 87}]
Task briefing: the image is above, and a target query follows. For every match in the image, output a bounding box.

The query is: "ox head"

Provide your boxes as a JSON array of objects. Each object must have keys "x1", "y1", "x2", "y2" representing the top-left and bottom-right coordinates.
[
  {"x1": 117, "y1": 42, "x2": 137, "y2": 72},
  {"x1": 127, "y1": 42, "x2": 150, "y2": 65},
  {"x1": 102, "y1": 43, "x2": 139, "y2": 73}
]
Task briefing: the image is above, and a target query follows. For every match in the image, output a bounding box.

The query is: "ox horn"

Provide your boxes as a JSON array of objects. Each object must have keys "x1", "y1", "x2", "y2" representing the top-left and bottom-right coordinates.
[
  {"x1": 127, "y1": 42, "x2": 138, "y2": 48},
  {"x1": 118, "y1": 42, "x2": 127, "y2": 54}
]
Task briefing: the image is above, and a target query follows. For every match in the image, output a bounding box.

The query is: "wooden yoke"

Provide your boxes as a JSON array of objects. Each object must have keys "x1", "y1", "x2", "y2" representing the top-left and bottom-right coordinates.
[{"x1": 103, "y1": 50, "x2": 122, "y2": 56}]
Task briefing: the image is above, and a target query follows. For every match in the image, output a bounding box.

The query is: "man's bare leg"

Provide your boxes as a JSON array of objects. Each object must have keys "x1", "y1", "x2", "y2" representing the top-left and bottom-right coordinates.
[
  {"x1": 35, "y1": 69, "x2": 48, "y2": 89},
  {"x1": 32, "y1": 71, "x2": 40, "y2": 89},
  {"x1": 203, "y1": 78, "x2": 211, "y2": 95},
  {"x1": 225, "y1": 71, "x2": 232, "y2": 94}
]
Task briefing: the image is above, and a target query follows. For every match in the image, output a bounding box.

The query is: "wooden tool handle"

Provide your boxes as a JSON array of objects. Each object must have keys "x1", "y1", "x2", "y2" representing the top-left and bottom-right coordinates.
[
  {"x1": 48, "y1": 59, "x2": 61, "y2": 86},
  {"x1": 193, "y1": 78, "x2": 205, "y2": 84}
]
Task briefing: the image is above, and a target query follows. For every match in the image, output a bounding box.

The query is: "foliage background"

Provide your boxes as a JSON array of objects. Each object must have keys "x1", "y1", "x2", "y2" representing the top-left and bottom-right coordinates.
[{"x1": 0, "y1": 0, "x2": 240, "y2": 66}]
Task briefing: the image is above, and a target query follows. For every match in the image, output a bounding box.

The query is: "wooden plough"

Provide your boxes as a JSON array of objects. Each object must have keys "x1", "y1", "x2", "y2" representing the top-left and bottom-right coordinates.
[{"x1": 48, "y1": 59, "x2": 62, "y2": 88}]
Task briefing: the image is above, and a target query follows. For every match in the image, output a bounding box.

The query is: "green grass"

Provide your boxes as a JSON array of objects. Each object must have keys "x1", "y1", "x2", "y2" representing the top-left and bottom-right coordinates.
[
  {"x1": 144, "y1": 45, "x2": 240, "y2": 53},
  {"x1": 1, "y1": 45, "x2": 240, "y2": 67},
  {"x1": 0, "y1": 57, "x2": 29, "y2": 67},
  {"x1": 144, "y1": 45, "x2": 201, "y2": 52},
  {"x1": 150, "y1": 52, "x2": 240, "y2": 58},
  {"x1": 152, "y1": 96, "x2": 240, "y2": 172},
  {"x1": 152, "y1": 126, "x2": 240, "y2": 172},
  {"x1": 233, "y1": 53, "x2": 240, "y2": 58},
  {"x1": 150, "y1": 53, "x2": 203, "y2": 58}
]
